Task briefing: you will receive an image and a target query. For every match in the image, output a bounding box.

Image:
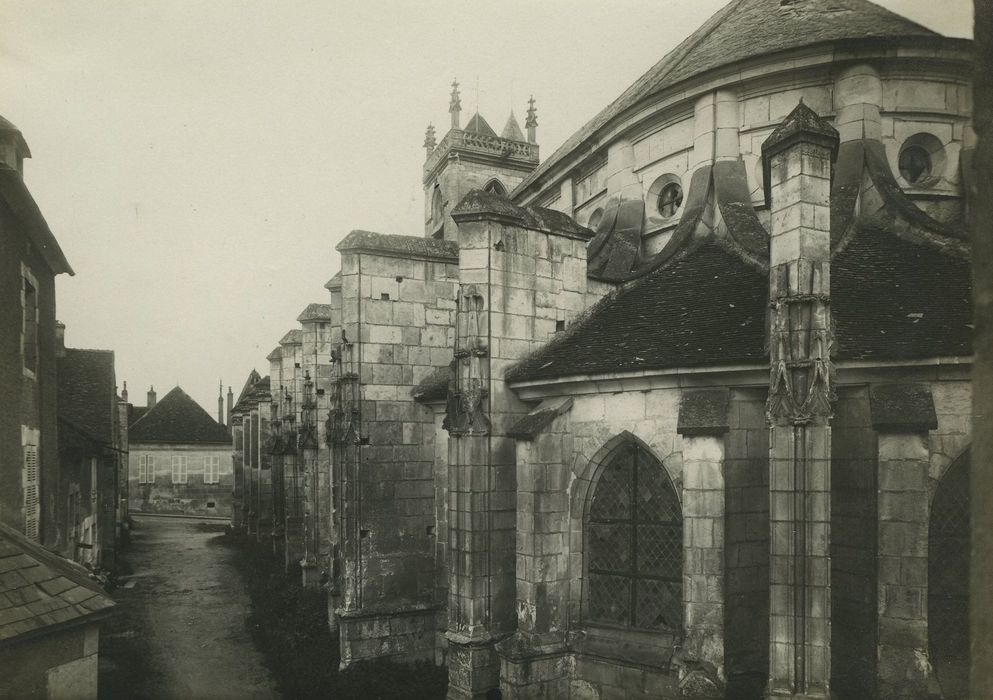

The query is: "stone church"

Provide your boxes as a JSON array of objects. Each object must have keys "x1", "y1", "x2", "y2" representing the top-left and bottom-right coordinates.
[{"x1": 232, "y1": 1, "x2": 975, "y2": 697}]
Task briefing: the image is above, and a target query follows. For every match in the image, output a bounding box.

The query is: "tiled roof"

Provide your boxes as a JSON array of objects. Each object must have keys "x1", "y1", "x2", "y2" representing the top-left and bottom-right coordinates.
[
  {"x1": 57, "y1": 349, "x2": 115, "y2": 456},
  {"x1": 0, "y1": 522, "x2": 114, "y2": 643},
  {"x1": 833, "y1": 223, "x2": 972, "y2": 361},
  {"x1": 128, "y1": 405, "x2": 148, "y2": 425},
  {"x1": 231, "y1": 376, "x2": 271, "y2": 415},
  {"x1": 129, "y1": 386, "x2": 231, "y2": 445},
  {"x1": 507, "y1": 219, "x2": 973, "y2": 383},
  {"x1": 507, "y1": 239, "x2": 769, "y2": 382},
  {"x1": 514, "y1": 0, "x2": 942, "y2": 198},
  {"x1": 412, "y1": 366, "x2": 449, "y2": 402}
]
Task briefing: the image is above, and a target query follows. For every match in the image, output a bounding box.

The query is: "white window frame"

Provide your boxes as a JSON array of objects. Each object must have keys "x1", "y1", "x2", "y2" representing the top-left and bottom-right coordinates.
[
  {"x1": 171, "y1": 455, "x2": 188, "y2": 484},
  {"x1": 23, "y1": 443, "x2": 40, "y2": 542},
  {"x1": 204, "y1": 455, "x2": 220, "y2": 485},
  {"x1": 137, "y1": 454, "x2": 154, "y2": 484}
]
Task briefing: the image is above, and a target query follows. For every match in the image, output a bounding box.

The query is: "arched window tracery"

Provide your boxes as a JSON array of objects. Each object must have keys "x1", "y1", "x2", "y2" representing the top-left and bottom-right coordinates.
[{"x1": 586, "y1": 439, "x2": 682, "y2": 631}]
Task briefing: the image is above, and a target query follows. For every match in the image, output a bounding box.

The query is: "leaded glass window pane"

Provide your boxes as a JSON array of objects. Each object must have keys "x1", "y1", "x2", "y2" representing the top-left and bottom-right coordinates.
[{"x1": 586, "y1": 441, "x2": 682, "y2": 631}]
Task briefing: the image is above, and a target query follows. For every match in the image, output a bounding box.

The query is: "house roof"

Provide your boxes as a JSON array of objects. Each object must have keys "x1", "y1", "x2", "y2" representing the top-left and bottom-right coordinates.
[
  {"x1": 0, "y1": 115, "x2": 31, "y2": 157},
  {"x1": 231, "y1": 375, "x2": 271, "y2": 415},
  {"x1": 0, "y1": 163, "x2": 72, "y2": 276},
  {"x1": 0, "y1": 522, "x2": 114, "y2": 643},
  {"x1": 513, "y1": 0, "x2": 942, "y2": 197},
  {"x1": 57, "y1": 349, "x2": 116, "y2": 457},
  {"x1": 128, "y1": 405, "x2": 148, "y2": 426},
  {"x1": 129, "y1": 386, "x2": 231, "y2": 445}
]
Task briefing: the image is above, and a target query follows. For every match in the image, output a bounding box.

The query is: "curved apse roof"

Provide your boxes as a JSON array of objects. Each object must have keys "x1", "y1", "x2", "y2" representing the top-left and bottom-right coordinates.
[{"x1": 513, "y1": 0, "x2": 945, "y2": 197}]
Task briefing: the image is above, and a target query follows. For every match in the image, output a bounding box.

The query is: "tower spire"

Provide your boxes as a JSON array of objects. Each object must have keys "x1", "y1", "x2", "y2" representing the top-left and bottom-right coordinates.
[
  {"x1": 525, "y1": 95, "x2": 538, "y2": 144},
  {"x1": 449, "y1": 79, "x2": 462, "y2": 130}
]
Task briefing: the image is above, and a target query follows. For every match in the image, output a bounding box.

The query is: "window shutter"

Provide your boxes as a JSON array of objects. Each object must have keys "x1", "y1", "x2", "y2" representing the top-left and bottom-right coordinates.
[{"x1": 23, "y1": 445, "x2": 40, "y2": 541}]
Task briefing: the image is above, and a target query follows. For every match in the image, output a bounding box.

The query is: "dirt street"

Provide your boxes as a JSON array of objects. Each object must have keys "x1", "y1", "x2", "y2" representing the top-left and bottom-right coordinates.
[{"x1": 99, "y1": 515, "x2": 280, "y2": 700}]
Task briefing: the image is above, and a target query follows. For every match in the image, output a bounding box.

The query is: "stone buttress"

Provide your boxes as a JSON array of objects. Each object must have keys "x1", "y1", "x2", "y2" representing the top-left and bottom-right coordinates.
[
  {"x1": 329, "y1": 231, "x2": 459, "y2": 668},
  {"x1": 446, "y1": 192, "x2": 592, "y2": 699},
  {"x1": 761, "y1": 101, "x2": 839, "y2": 699}
]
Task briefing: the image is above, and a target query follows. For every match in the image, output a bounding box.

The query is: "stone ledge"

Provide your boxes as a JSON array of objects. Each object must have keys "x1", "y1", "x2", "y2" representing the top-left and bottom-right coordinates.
[
  {"x1": 451, "y1": 190, "x2": 594, "y2": 241},
  {"x1": 677, "y1": 389, "x2": 730, "y2": 436},
  {"x1": 507, "y1": 397, "x2": 573, "y2": 441},
  {"x1": 869, "y1": 383, "x2": 938, "y2": 432},
  {"x1": 336, "y1": 229, "x2": 459, "y2": 263}
]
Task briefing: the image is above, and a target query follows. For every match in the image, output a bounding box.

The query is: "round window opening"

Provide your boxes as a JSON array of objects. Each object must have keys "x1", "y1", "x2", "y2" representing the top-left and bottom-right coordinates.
[
  {"x1": 657, "y1": 182, "x2": 683, "y2": 219},
  {"x1": 587, "y1": 208, "x2": 604, "y2": 231},
  {"x1": 897, "y1": 133, "x2": 945, "y2": 189},
  {"x1": 899, "y1": 145, "x2": 932, "y2": 185}
]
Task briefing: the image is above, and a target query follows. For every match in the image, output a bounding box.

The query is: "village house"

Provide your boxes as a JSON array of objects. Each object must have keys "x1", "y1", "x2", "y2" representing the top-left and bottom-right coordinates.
[
  {"x1": 127, "y1": 385, "x2": 234, "y2": 517},
  {"x1": 55, "y1": 325, "x2": 128, "y2": 571},
  {"x1": 233, "y1": 1, "x2": 976, "y2": 698},
  {"x1": 0, "y1": 115, "x2": 115, "y2": 699}
]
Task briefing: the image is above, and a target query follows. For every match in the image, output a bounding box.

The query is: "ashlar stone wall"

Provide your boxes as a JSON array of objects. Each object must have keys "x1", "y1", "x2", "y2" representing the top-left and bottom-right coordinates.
[{"x1": 332, "y1": 231, "x2": 458, "y2": 668}]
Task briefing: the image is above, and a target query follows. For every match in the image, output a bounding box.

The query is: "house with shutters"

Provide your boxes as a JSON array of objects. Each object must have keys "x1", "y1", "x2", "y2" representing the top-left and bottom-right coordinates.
[
  {"x1": 127, "y1": 385, "x2": 234, "y2": 517},
  {"x1": 55, "y1": 329, "x2": 128, "y2": 571},
  {"x1": 236, "y1": 1, "x2": 977, "y2": 698},
  {"x1": 0, "y1": 114, "x2": 115, "y2": 699}
]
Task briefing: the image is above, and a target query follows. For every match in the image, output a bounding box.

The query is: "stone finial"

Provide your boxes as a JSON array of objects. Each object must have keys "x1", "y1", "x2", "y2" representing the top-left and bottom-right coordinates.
[
  {"x1": 424, "y1": 123, "x2": 437, "y2": 155},
  {"x1": 525, "y1": 95, "x2": 538, "y2": 143},
  {"x1": 761, "y1": 99, "x2": 839, "y2": 162},
  {"x1": 449, "y1": 79, "x2": 462, "y2": 130}
]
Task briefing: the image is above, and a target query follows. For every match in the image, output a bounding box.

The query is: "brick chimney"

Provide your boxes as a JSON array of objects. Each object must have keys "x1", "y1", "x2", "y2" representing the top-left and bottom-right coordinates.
[{"x1": 147, "y1": 386, "x2": 157, "y2": 409}]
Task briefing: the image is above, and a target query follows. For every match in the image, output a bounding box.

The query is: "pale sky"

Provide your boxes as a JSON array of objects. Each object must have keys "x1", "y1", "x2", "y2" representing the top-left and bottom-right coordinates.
[{"x1": 0, "y1": 1, "x2": 974, "y2": 414}]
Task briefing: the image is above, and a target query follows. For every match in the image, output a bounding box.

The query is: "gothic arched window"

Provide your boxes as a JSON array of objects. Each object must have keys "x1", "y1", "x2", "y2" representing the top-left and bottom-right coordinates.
[
  {"x1": 586, "y1": 440, "x2": 682, "y2": 631},
  {"x1": 484, "y1": 179, "x2": 507, "y2": 196}
]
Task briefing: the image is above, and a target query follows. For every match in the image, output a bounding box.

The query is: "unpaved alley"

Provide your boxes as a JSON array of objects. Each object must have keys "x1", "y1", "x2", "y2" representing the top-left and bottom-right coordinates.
[{"x1": 99, "y1": 515, "x2": 280, "y2": 700}]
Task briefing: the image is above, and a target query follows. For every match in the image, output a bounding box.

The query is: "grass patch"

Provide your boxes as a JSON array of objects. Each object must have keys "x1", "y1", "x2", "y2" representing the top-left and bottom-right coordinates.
[{"x1": 222, "y1": 532, "x2": 448, "y2": 700}]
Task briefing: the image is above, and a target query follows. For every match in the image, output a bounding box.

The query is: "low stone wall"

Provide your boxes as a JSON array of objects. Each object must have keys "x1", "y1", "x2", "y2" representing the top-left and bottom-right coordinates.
[{"x1": 337, "y1": 605, "x2": 443, "y2": 669}]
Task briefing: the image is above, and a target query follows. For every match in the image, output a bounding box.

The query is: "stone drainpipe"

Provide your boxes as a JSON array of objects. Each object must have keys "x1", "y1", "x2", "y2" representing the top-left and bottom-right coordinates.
[{"x1": 761, "y1": 101, "x2": 839, "y2": 699}]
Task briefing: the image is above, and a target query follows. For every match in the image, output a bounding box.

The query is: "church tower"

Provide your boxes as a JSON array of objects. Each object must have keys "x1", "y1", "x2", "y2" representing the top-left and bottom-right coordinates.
[{"x1": 422, "y1": 81, "x2": 540, "y2": 240}]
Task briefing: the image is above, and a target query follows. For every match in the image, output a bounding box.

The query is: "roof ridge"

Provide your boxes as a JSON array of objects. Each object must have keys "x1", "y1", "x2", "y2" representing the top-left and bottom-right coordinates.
[{"x1": 512, "y1": 0, "x2": 951, "y2": 199}]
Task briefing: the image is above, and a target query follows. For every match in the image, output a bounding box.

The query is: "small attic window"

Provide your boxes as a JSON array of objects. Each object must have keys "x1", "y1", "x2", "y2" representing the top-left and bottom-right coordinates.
[
  {"x1": 587, "y1": 208, "x2": 604, "y2": 231},
  {"x1": 648, "y1": 174, "x2": 684, "y2": 222},
  {"x1": 658, "y1": 182, "x2": 683, "y2": 218},
  {"x1": 899, "y1": 146, "x2": 931, "y2": 184},
  {"x1": 898, "y1": 133, "x2": 944, "y2": 188}
]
